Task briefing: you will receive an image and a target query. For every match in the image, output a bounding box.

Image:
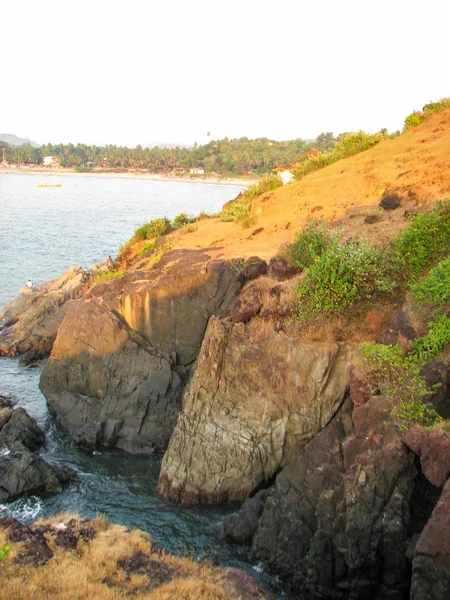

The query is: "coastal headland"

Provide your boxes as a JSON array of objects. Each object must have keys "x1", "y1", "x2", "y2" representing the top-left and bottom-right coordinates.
[{"x1": 1, "y1": 107, "x2": 450, "y2": 599}]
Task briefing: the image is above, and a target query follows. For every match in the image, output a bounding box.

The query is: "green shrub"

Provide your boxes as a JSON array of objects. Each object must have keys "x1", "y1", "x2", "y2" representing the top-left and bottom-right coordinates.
[
  {"x1": 179, "y1": 222, "x2": 199, "y2": 235},
  {"x1": 393, "y1": 200, "x2": 450, "y2": 281},
  {"x1": 0, "y1": 544, "x2": 10, "y2": 561},
  {"x1": 221, "y1": 200, "x2": 252, "y2": 223},
  {"x1": 292, "y1": 131, "x2": 387, "y2": 181},
  {"x1": 133, "y1": 217, "x2": 172, "y2": 241},
  {"x1": 403, "y1": 98, "x2": 450, "y2": 130},
  {"x1": 360, "y1": 342, "x2": 442, "y2": 431},
  {"x1": 91, "y1": 270, "x2": 124, "y2": 285},
  {"x1": 285, "y1": 221, "x2": 334, "y2": 269},
  {"x1": 243, "y1": 173, "x2": 283, "y2": 201},
  {"x1": 404, "y1": 112, "x2": 425, "y2": 130},
  {"x1": 410, "y1": 315, "x2": 450, "y2": 365},
  {"x1": 411, "y1": 257, "x2": 450, "y2": 306},
  {"x1": 138, "y1": 241, "x2": 155, "y2": 256},
  {"x1": 172, "y1": 212, "x2": 196, "y2": 229},
  {"x1": 296, "y1": 239, "x2": 395, "y2": 320}
]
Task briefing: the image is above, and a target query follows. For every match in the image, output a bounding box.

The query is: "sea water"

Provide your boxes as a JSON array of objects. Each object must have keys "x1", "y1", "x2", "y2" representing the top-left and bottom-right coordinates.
[{"x1": 0, "y1": 173, "x2": 283, "y2": 594}]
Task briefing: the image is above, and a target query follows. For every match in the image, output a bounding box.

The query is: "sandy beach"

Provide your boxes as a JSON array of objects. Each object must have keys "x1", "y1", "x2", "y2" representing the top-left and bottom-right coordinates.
[{"x1": 0, "y1": 165, "x2": 256, "y2": 187}]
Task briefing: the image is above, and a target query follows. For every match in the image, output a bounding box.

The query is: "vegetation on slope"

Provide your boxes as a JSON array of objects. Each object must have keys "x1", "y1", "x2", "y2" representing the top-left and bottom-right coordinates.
[
  {"x1": 0, "y1": 515, "x2": 266, "y2": 600},
  {"x1": 283, "y1": 202, "x2": 450, "y2": 431},
  {"x1": 403, "y1": 97, "x2": 450, "y2": 130}
]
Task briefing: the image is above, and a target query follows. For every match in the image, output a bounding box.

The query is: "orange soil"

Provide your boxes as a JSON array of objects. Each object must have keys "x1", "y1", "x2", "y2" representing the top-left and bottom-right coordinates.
[{"x1": 168, "y1": 108, "x2": 450, "y2": 261}]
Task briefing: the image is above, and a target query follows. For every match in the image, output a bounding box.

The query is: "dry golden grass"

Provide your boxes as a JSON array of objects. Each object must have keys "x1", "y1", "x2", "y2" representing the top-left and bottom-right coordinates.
[{"x1": 0, "y1": 514, "x2": 266, "y2": 600}]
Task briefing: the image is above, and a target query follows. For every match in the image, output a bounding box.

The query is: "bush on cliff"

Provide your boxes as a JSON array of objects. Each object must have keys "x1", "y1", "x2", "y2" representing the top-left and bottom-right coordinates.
[
  {"x1": 221, "y1": 199, "x2": 252, "y2": 223},
  {"x1": 360, "y1": 341, "x2": 442, "y2": 431},
  {"x1": 292, "y1": 130, "x2": 389, "y2": 181},
  {"x1": 221, "y1": 174, "x2": 282, "y2": 224},
  {"x1": 243, "y1": 173, "x2": 283, "y2": 201},
  {"x1": 91, "y1": 269, "x2": 124, "y2": 286},
  {"x1": 133, "y1": 217, "x2": 172, "y2": 241},
  {"x1": 411, "y1": 256, "x2": 450, "y2": 307},
  {"x1": 295, "y1": 238, "x2": 396, "y2": 320},
  {"x1": 393, "y1": 200, "x2": 450, "y2": 281},
  {"x1": 403, "y1": 97, "x2": 450, "y2": 130},
  {"x1": 285, "y1": 220, "x2": 334, "y2": 269}
]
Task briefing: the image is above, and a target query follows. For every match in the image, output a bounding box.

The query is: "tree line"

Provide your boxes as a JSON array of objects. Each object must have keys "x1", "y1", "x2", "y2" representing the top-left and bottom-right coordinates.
[{"x1": 1, "y1": 133, "x2": 346, "y2": 176}]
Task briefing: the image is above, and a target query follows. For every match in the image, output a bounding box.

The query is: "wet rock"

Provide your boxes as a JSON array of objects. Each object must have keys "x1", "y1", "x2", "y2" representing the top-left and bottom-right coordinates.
[
  {"x1": 0, "y1": 405, "x2": 73, "y2": 503},
  {"x1": 40, "y1": 250, "x2": 243, "y2": 453},
  {"x1": 0, "y1": 407, "x2": 45, "y2": 451},
  {"x1": 0, "y1": 265, "x2": 87, "y2": 362},
  {"x1": 158, "y1": 316, "x2": 354, "y2": 504},
  {"x1": 411, "y1": 479, "x2": 450, "y2": 600},
  {"x1": 223, "y1": 489, "x2": 269, "y2": 544}
]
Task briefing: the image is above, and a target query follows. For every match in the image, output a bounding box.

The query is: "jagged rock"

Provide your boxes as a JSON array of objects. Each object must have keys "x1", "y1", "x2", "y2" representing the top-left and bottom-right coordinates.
[
  {"x1": 158, "y1": 316, "x2": 354, "y2": 504},
  {"x1": 2, "y1": 517, "x2": 53, "y2": 565},
  {"x1": 404, "y1": 425, "x2": 450, "y2": 487},
  {"x1": 40, "y1": 250, "x2": 243, "y2": 453},
  {"x1": 267, "y1": 255, "x2": 301, "y2": 280},
  {"x1": 241, "y1": 256, "x2": 268, "y2": 281},
  {"x1": 411, "y1": 479, "x2": 450, "y2": 600},
  {"x1": 0, "y1": 406, "x2": 73, "y2": 503},
  {"x1": 348, "y1": 364, "x2": 372, "y2": 406},
  {"x1": 419, "y1": 358, "x2": 450, "y2": 418},
  {"x1": 0, "y1": 265, "x2": 87, "y2": 364},
  {"x1": 225, "y1": 396, "x2": 417, "y2": 600},
  {"x1": 0, "y1": 407, "x2": 45, "y2": 451},
  {"x1": 223, "y1": 489, "x2": 269, "y2": 544},
  {"x1": 230, "y1": 277, "x2": 296, "y2": 324},
  {"x1": 380, "y1": 194, "x2": 401, "y2": 210},
  {"x1": 379, "y1": 307, "x2": 418, "y2": 352},
  {"x1": 230, "y1": 280, "x2": 265, "y2": 323}
]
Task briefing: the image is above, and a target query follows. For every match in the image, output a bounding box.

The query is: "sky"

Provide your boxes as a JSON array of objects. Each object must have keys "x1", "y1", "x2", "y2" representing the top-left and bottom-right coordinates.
[{"x1": 1, "y1": 0, "x2": 448, "y2": 148}]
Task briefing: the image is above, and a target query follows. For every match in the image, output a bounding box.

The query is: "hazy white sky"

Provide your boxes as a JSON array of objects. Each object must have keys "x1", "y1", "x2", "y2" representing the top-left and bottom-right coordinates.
[{"x1": 2, "y1": 0, "x2": 448, "y2": 147}]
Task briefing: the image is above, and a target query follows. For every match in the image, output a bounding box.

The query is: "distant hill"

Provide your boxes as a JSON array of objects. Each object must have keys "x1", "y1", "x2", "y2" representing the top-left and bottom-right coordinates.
[{"x1": 0, "y1": 133, "x2": 40, "y2": 148}]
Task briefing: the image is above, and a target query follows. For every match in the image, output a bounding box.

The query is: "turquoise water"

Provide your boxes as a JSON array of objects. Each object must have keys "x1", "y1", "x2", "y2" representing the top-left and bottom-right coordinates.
[{"x1": 0, "y1": 174, "x2": 284, "y2": 595}]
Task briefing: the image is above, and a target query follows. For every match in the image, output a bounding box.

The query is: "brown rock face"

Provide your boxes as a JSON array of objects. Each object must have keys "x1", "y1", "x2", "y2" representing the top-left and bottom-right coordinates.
[
  {"x1": 157, "y1": 316, "x2": 354, "y2": 503},
  {"x1": 0, "y1": 266, "x2": 87, "y2": 365},
  {"x1": 40, "y1": 251, "x2": 243, "y2": 453},
  {"x1": 404, "y1": 425, "x2": 450, "y2": 487},
  {"x1": 225, "y1": 395, "x2": 417, "y2": 600},
  {"x1": 411, "y1": 479, "x2": 450, "y2": 600}
]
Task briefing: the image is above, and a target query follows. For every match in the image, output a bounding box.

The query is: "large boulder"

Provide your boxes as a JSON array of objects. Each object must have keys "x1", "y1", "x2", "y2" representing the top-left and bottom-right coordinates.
[
  {"x1": 224, "y1": 395, "x2": 417, "y2": 600},
  {"x1": 40, "y1": 250, "x2": 243, "y2": 453},
  {"x1": 0, "y1": 399, "x2": 73, "y2": 503},
  {"x1": 0, "y1": 266, "x2": 87, "y2": 365},
  {"x1": 157, "y1": 316, "x2": 354, "y2": 503},
  {"x1": 411, "y1": 479, "x2": 450, "y2": 600}
]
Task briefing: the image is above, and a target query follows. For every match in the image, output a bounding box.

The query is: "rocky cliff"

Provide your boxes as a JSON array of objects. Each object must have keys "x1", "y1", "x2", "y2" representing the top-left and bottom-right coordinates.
[
  {"x1": 40, "y1": 250, "x2": 243, "y2": 453},
  {"x1": 158, "y1": 315, "x2": 354, "y2": 503},
  {"x1": 0, "y1": 265, "x2": 87, "y2": 366}
]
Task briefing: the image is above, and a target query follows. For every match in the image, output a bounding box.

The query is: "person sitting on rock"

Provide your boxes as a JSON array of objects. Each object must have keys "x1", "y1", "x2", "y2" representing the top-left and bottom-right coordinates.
[{"x1": 24, "y1": 279, "x2": 33, "y2": 288}]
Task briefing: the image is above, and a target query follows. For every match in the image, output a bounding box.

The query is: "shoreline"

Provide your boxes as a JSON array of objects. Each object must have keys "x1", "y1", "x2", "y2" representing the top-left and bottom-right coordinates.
[{"x1": 0, "y1": 166, "x2": 256, "y2": 187}]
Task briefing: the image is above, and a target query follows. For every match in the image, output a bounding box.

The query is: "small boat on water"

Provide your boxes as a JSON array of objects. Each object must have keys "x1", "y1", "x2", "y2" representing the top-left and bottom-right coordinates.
[{"x1": 38, "y1": 183, "x2": 62, "y2": 187}]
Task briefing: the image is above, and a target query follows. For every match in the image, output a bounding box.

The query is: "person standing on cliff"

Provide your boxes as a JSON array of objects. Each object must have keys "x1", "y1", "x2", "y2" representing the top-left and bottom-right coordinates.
[{"x1": 106, "y1": 255, "x2": 113, "y2": 270}]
